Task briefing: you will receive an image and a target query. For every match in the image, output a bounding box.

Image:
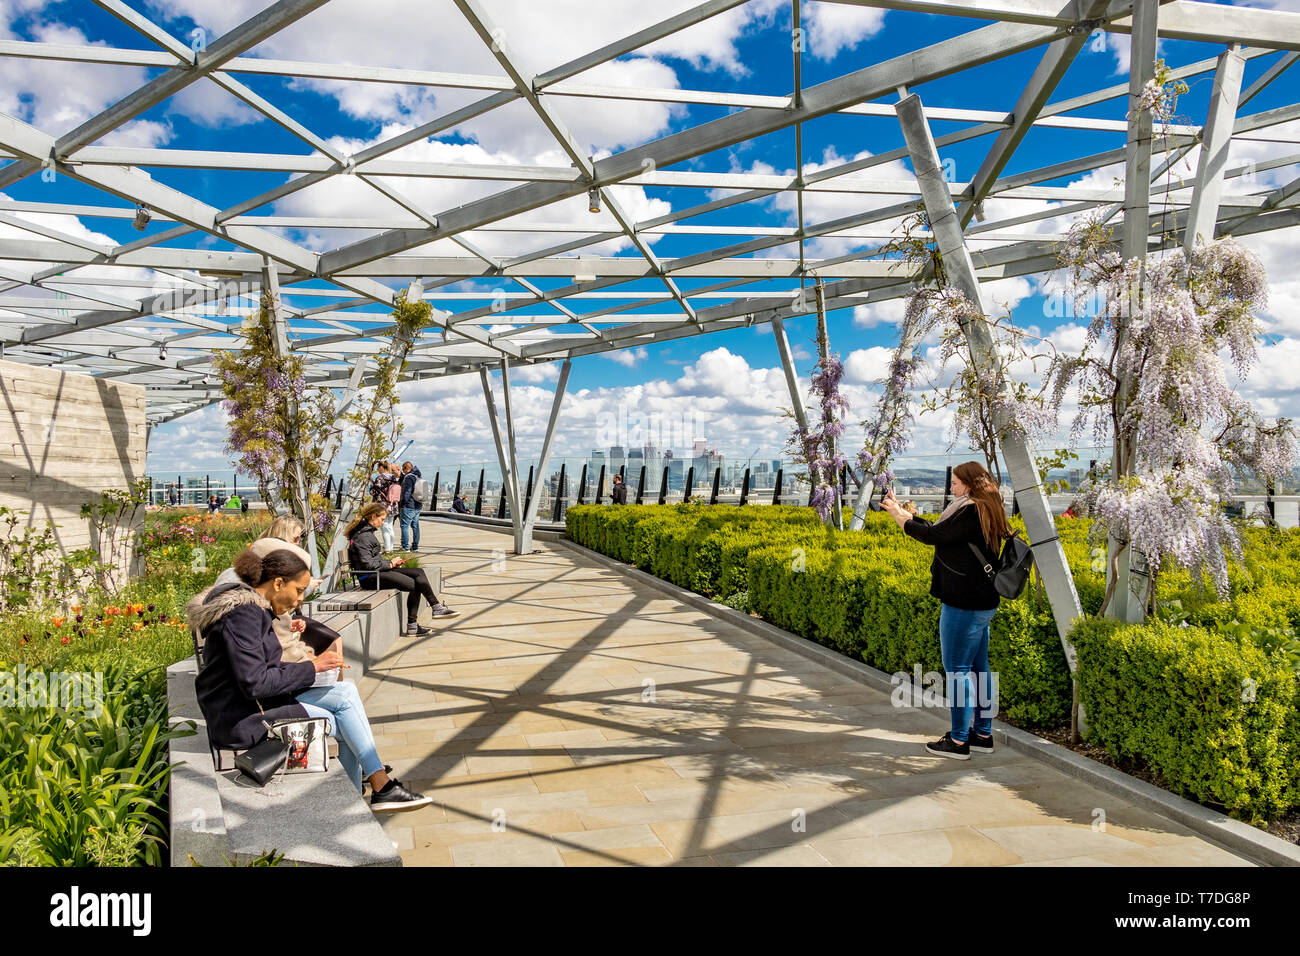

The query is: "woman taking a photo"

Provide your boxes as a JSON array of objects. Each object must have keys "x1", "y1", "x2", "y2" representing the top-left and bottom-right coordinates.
[
  {"x1": 189, "y1": 546, "x2": 432, "y2": 812},
  {"x1": 346, "y1": 502, "x2": 458, "y2": 635},
  {"x1": 879, "y1": 460, "x2": 1010, "y2": 760}
]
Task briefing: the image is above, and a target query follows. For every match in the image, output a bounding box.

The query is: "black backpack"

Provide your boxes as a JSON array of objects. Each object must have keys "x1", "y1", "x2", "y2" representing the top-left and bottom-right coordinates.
[{"x1": 969, "y1": 530, "x2": 1034, "y2": 599}]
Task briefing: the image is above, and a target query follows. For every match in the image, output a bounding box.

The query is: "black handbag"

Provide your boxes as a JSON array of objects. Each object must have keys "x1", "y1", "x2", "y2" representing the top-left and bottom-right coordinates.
[{"x1": 234, "y1": 722, "x2": 289, "y2": 786}]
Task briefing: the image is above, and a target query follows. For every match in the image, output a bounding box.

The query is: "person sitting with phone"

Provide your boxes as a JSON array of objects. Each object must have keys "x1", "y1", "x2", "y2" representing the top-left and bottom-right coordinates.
[
  {"x1": 346, "y1": 502, "x2": 459, "y2": 634},
  {"x1": 189, "y1": 546, "x2": 432, "y2": 812}
]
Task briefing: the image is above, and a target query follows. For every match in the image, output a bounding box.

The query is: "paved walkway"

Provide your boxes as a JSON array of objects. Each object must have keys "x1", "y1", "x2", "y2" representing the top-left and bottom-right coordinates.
[{"x1": 356, "y1": 520, "x2": 1252, "y2": 867}]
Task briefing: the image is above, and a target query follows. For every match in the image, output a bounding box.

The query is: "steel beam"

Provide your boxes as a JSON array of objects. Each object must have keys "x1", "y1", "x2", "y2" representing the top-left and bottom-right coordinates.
[
  {"x1": 896, "y1": 91, "x2": 1085, "y2": 678},
  {"x1": 1184, "y1": 45, "x2": 1247, "y2": 250}
]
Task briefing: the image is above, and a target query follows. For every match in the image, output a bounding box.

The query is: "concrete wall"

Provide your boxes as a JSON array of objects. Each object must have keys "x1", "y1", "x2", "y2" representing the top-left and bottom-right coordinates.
[{"x1": 0, "y1": 358, "x2": 147, "y2": 560}]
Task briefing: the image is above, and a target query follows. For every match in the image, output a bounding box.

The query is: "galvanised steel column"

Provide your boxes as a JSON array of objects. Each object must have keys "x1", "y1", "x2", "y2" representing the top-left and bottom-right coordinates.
[
  {"x1": 519, "y1": 358, "x2": 571, "y2": 552},
  {"x1": 896, "y1": 90, "x2": 1085, "y2": 681}
]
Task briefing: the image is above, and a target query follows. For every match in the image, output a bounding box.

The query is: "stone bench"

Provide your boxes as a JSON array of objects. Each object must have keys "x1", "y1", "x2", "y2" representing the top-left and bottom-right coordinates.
[
  {"x1": 166, "y1": 656, "x2": 401, "y2": 867},
  {"x1": 310, "y1": 564, "x2": 442, "y2": 672},
  {"x1": 306, "y1": 589, "x2": 404, "y2": 672}
]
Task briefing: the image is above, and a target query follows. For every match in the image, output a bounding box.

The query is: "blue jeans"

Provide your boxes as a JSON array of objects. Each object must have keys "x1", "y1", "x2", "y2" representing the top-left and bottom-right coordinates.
[
  {"x1": 938, "y1": 604, "x2": 998, "y2": 743},
  {"x1": 297, "y1": 680, "x2": 384, "y2": 793},
  {"x1": 399, "y1": 507, "x2": 421, "y2": 550}
]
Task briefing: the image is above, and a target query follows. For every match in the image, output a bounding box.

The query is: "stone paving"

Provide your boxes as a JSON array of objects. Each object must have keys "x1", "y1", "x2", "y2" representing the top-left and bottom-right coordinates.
[{"x1": 355, "y1": 520, "x2": 1252, "y2": 867}]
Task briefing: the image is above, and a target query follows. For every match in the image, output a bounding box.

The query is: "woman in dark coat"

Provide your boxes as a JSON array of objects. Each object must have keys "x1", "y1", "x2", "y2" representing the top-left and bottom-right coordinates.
[
  {"x1": 879, "y1": 460, "x2": 1011, "y2": 760},
  {"x1": 189, "y1": 546, "x2": 431, "y2": 812}
]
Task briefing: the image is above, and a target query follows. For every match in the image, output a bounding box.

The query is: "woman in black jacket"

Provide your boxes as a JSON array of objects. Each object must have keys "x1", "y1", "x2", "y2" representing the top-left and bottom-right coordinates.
[
  {"x1": 880, "y1": 460, "x2": 1010, "y2": 760},
  {"x1": 346, "y1": 503, "x2": 458, "y2": 635},
  {"x1": 190, "y1": 547, "x2": 431, "y2": 812}
]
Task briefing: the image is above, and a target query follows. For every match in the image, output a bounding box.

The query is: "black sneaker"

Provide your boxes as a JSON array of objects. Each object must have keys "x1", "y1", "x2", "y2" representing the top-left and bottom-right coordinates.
[
  {"x1": 407, "y1": 623, "x2": 433, "y2": 636},
  {"x1": 430, "y1": 604, "x2": 459, "y2": 618},
  {"x1": 925, "y1": 732, "x2": 970, "y2": 760},
  {"x1": 968, "y1": 732, "x2": 994, "y2": 755},
  {"x1": 370, "y1": 778, "x2": 433, "y2": 813}
]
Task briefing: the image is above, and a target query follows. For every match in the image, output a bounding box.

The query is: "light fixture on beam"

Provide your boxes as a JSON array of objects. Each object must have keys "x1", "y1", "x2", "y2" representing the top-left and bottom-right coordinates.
[
  {"x1": 133, "y1": 205, "x2": 152, "y2": 231},
  {"x1": 158, "y1": 343, "x2": 168, "y2": 361},
  {"x1": 588, "y1": 186, "x2": 601, "y2": 214}
]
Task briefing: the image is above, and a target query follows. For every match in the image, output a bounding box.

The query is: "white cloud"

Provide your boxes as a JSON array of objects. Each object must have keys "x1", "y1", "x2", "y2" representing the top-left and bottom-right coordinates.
[
  {"x1": 0, "y1": 12, "x2": 173, "y2": 147},
  {"x1": 604, "y1": 346, "x2": 649, "y2": 367},
  {"x1": 801, "y1": 2, "x2": 886, "y2": 60},
  {"x1": 142, "y1": 0, "x2": 792, "y2": 154},
  {"x1": 843, "y1": 345, "x2": 894, "y2": 384}
]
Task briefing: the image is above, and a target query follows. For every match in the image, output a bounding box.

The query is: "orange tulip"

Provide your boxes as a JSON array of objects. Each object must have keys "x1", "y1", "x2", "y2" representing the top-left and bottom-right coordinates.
[
  {"x1": 52, "y1": 616, "x2": 65, "y2": 627},
  {"x1": 132, "y1": 622, "x2": 143, "y2": 632}
]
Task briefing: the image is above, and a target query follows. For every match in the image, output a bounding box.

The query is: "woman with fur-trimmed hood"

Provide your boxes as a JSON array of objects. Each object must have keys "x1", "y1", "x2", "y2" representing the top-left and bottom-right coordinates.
[
  {"x1": 188, "y1": 546, "x2": 432, "y2": 812},
  {"x1": 187, "y1": 548, "x2": 322, "y2": 751}
]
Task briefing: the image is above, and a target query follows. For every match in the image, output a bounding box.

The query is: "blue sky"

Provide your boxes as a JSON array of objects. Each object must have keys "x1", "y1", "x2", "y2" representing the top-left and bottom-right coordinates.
[{"x1": 3, "y1": 0, "x2": 1298, "y2": 477}]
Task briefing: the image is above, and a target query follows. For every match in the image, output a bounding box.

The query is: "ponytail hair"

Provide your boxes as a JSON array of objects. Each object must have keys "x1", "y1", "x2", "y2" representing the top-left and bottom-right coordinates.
[
  {"x1": 952, "y1": 460, "x2": 1011, "y2": 554},
  {"x1": 345, "y1": 502, "x2": 388, "y2": 540},
  {"x1": 233, "y1": 546, "x2": 309, "y2": 587}
]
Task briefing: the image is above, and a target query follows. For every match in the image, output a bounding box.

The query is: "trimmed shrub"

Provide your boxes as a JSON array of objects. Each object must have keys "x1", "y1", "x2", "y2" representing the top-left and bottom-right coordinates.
[
  {"x1": 1072, "y1": 617, "x2": 1297, "y2": 821},
  {"x1": 570, "y1": 504, "x2": 1072, "y2": 727}
]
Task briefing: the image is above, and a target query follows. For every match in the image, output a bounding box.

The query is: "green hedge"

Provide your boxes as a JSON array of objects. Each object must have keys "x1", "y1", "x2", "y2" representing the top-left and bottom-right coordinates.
[
  {"x1": 1073, "y1": 617, "x2": 1299, "y2": 822},
  {"x1": 567, "y1": 504, "x2": 1300, "y2": 819},
  {"x1": 567, "y1": 503, "x2": 1072, "y2": 727}
]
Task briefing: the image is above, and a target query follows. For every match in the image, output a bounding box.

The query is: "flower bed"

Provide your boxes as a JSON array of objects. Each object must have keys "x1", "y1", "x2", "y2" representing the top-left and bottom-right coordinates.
[{"x1": 0, "y1": 508, "x2": 271, "y2": 865}]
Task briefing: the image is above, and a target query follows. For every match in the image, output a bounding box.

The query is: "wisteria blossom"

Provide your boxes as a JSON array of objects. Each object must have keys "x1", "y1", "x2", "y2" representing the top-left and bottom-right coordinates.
[
  {"x1": 856, "y1": 328, "x2": 924, "y2": 492},
  {"x1": 786, "y1": 288, "x2": 850, "y2": 525},
  {"x1": 900, "y1": 284, "x2": 1058, "y2": 481},
  {"x1": 1053, "y1": 215, "x2": 1295, "y2": 601}
]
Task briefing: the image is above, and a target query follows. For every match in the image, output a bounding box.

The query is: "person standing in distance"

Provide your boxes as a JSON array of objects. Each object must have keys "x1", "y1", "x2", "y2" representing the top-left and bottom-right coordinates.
[
  {"x1": 399, "y1": 460, "x2": 423, "y2": 551},
  {"x1": 610, "y1": 473, "x2": 628, "y2": 505}
]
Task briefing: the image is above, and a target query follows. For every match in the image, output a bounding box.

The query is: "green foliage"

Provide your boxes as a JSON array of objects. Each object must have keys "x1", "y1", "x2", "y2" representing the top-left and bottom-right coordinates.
[
  {"x1": 339, "y1": 296, "x2": 432, "y2": 513},
  {"x1": 81, "y1": 477, "x2": 151, "y2": 593},
  {"x1": 570, "y1": 504, "x2": 1300, "y2": 817},
  {"x1": 0, "y1": 665, "x2": 194, "y2": 866},
  {"x1": 567, "y1": 504, "x2": 1071, "y2": 726},
  {"x1": 0, "y1": 506, "x2": 100, "y2": 613},
  {"x1": 0, "y1": 508, "x2": 265, "y2": 866},
  {"x1": 1072, "y1": 617, "x2": 1297, "y2": 822}
]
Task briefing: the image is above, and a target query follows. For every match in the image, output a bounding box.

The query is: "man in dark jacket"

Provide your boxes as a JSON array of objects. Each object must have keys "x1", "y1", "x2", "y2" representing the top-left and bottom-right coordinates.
[
  {"x1": 399, "y1": 461, "x2": 423, "y2": 551},
  {"x1": 451, "y1": 494, "x2": 470, "y2": 514},
  {"x1": 610, "y1": 473, "x2": 628, "y2": 505}
]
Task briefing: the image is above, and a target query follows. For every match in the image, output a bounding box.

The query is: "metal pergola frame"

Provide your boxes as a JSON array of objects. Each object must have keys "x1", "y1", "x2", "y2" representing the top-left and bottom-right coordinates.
[{"x1": 3, "y1": 1, "x2": 1299, "y2": 590}]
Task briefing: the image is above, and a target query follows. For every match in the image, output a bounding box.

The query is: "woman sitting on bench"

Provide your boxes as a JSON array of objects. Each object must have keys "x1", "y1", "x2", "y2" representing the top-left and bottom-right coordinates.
[
  {"x1": 189, "y1": 546, "x2": 432, "y2": 813},
  {"x1": 212, "y1": 516, "x2": 339, "y2": 665},
  {"x1": 345, "y1": 502, "x2": 458, "y2": 635}
]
